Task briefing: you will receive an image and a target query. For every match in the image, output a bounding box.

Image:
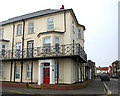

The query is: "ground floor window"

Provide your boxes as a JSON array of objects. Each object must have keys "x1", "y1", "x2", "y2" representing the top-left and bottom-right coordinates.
[
  {"x1": 16, "y1": 65, "x2": 20, "y2": 79},
  {"x1": 0, "y1": 64, "x2": 4, "y2": 78},
  {"x1": 55, "y1": 63, "x2": 59, "y2": 78},
  {"x1": 27, "y1": 64, "x2": 32, "y2": 79}
]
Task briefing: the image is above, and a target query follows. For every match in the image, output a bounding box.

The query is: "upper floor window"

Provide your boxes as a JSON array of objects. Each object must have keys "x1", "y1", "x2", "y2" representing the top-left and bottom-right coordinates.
[
  {"x1": 16, "y1": 65, "x2": 20, "y2": 79},
  {"x1": 55, "y1": 37, "x2": 59, "y2": 52},
  {"x1": 15, "y1": 42, "x2": 22, "y2": 58},
  {"x1": 28, "y1": 22, "x2": 34, "y2": 33},
  {"x1": 0, "y1": 64, "x2": 4, "y2": 78},
  {"x1": 43, "y1": 37, "x2": 51, "y2": 52},
  {"x1": 1, "y1": 44, "x2": 6, "y2": 57},
  {"x1": 48, "y1": 18, "x2": 54, "y2": 30},
  {"x1": 27, "y1": 64, "x2": 32, "y2": 79},
  {"x1": 78, "y1": 28, "x2": 81, "y2": 39},
  {"x1": 17, "y1": 24, "x2": 22, "y2": 35},
  {"x1": 0, "y1": 28, "x2": 4, "y2": 39},
  {"x1": 72, "y1": 20, "x2": 74, "y2": 33},
  {"x1": 27, "y1": 41, "x2": 34, "y2": 57}
]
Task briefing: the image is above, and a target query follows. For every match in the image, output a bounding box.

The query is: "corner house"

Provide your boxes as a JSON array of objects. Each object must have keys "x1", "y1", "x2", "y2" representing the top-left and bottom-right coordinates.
[{"x1": 0, "y1": 6, "x2": 87, "y2": 86}]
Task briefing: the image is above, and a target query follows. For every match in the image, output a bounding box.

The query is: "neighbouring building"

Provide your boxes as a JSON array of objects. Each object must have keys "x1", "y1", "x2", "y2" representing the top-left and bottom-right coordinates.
[
  {"x1": 112, "y1": 60, "x2": 120, "y2": 76},
  {"x1": 87, "y1": 60, "x2": 95, "y2": 79},
  {"x1": 108, "y1": 66, "x2": 112, "y2": 75},
  {"x1": 96, "y1": 67, "x2": 109, "y2": 75},
  {"x1": 0, "y1": 6, "x2": 87, "y2": 86}
]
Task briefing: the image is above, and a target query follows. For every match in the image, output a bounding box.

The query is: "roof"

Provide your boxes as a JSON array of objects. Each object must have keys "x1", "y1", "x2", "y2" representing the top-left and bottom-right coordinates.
[
  {"x1": 96, "y1": 67, "x2": 109, "y2": 70},
  {"x1": 0, "y1": 9, "x2": 85, "y2": 30}
]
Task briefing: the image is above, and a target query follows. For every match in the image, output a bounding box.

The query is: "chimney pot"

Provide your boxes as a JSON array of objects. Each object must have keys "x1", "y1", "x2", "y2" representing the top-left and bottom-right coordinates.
[{"x1": 60, "y1": 5, "x2": 64, "y2": 9}]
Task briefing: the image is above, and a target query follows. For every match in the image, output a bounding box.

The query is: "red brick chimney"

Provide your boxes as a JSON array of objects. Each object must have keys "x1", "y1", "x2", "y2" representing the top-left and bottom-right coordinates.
[{"x1": 60, "y1": 5, "x2": 64, "y2": 9}]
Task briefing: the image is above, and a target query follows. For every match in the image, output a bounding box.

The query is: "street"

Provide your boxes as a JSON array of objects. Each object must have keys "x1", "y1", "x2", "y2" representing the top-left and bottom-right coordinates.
[{"x1": 1, "y1": 78, "x2": 119, "y2": 96}]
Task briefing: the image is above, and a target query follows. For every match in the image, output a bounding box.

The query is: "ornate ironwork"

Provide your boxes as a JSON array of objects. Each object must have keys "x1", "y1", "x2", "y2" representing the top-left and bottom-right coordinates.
[{"x1": 0, "y1": 43, "x2": 87, "y2": 61}]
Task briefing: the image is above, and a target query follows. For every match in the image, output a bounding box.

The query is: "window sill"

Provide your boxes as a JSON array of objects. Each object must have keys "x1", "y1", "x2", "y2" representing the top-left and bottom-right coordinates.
[
  {"x1": 25, "y1": 78, "x2": 31, "y2": 80},
  {"x1": 28, "y1": 32, "x2": 34, "y2": 34},
  {"x1": 16, "y1": 35, "x2": 22, "y2": 37}
]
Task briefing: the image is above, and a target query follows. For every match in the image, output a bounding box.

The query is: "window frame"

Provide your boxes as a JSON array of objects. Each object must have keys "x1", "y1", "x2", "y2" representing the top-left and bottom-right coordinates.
[
  {"x1": 72, "y1": 19, "x2": 75, "y2": 33},
  {"x1": 48, "y1": 18, "x2": 54, "y2": 31},
  {"x1": 15, "y1": 42, "x2": 22, "y2": 58},
  {"x1": 0, "y1": 64, "x2": 5, "y2": 78},
  {"x1": 26, "y1": 64, "x2": 32, "y2": 79},
  {"x1": 55, "y1": 63, "x2": 59, "y2": 79},
  {"x1": 78, "y1": 28, "x2": 81, "y2": 39},
  {"x1": 27, "y1": 40, "x2": 34, "y2": 57},
  {"x1": 17, "y1": 24, "x2": 22, "y2": 36},
  {"x1": 15, "y1": 65, "x2": 20, "y2": 79},
  {"x1": 1, "y1": 44, "x2": 6, "y2": 57},
  {"x1": 28, "y1": 22, "x2": 34, "y2": 34},
  {"x1": 0, "y1": 28, "x2": 4, "y2": 39},
  {"x1": 55, "y1": 37, "x2": 60, "y2": 52},
  {"x1": 43, "y1": 37, "x2": 51, "y2": 53}
]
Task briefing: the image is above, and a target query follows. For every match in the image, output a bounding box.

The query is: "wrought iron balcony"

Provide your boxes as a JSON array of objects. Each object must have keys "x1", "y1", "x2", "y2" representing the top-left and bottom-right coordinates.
[{"x1": 0, "y1": 43, "x2": 87, "y2": 62}]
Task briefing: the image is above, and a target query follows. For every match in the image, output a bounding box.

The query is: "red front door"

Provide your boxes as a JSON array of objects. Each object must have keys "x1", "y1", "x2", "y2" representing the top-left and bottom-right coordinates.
[{"x1": 43, "y1": 67, "x2": 50, "y2": 84}]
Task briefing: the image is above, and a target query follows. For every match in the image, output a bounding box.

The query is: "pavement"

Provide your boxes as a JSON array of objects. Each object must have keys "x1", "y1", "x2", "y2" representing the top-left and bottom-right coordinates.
[{"x1": 1, "y1": 78, "x2": 105, "y2": 95}]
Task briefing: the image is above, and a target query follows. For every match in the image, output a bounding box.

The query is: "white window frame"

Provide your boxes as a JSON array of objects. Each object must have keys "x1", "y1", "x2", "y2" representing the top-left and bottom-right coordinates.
[
  {"x1": 78, "y1": 28, "x2": 81, "y2": 39},
  {"x1": 55, "y1": 63, "x2": 59, "y2": 79},
  {"x1": 0, "y1": 64, "x2": 4, "y2": 78},
  {"x1": 55, "y1": 37, "x2": 60, "y2": 52},
  {"x1": 16, "y1": 65, "x2": 20, "y2": 79},
  {"x1": 16, "y1": 42, "x2": 22, "y2": 50},
  {"x1": 72, "y1": 19, "x2": 74, "y2": 33},
  {"x1": 1, "y1": 44, "x2": 6, "y2": 57},
  {"x1": 43, "y1": 37, "x2": 51, "y2": 52},
  {"x1": 28, "y1": 22, "x2": 34, "y2": 33},
  {"x1": 15, "y1": 42, "x2": 22, "y2": 58},
  {"x1": 48, "y1": 18, "x2": 54, "y2": 30},
  {"x1": 27, "y1": 64, "x2": 32, "y2": 79},
  {"x1": 0, "y1": 28, "x2": 4, "y2": 39},
  {"x1": 17, "y1": 24, "x2": 22, "y2": 35}
]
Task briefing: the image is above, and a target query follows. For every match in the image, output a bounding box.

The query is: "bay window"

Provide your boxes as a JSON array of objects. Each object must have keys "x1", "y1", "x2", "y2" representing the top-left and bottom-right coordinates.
[{"x1": 43, "y1": 37, "x2": 51, "y2": 53}]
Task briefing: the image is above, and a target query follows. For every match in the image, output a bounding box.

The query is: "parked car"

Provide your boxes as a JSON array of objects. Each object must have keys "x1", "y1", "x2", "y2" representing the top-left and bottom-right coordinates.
[
  {"x1": 111, "y1": 73, "x2": 118, "y2": 79},
  {"x1": 101, "y1": 74, "x2": 110, "y2": 81}
]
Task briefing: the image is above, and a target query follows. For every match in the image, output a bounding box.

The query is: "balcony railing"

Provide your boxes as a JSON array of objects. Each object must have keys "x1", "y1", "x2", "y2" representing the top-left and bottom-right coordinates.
[{"x1": 0, "y1": 43, "x2": 87, "y2": 62}]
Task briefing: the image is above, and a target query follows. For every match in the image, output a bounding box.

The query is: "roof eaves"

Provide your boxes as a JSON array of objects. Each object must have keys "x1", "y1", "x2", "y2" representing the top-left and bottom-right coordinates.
[
  {"x1": 0, "y1": 9, "x2": 71, "y2": 26},
  {"x1": 70, "y1": 9, "x2": 86, "y2": 30}
]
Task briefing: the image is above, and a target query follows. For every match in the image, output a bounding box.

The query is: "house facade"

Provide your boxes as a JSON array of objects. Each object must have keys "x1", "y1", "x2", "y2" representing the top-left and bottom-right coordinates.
[{"x1": 0, "y1": 7, "x2": 87, "y2": 85}]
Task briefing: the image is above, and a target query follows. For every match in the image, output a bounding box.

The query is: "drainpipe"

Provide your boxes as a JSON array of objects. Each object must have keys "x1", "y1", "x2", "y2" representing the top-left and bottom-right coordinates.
[
  {"x1": 22, "y1": 20, "x2": 25, "y2": 58},
  {"x1": 56, "y1": 59, "x2": 59, "y2": 84},
  {"x1": 12, "y1": 23, "x2": 15, "y2": 58},
  {"x1": 10, "y1": 23, "x2": 15, "y2": 81}
]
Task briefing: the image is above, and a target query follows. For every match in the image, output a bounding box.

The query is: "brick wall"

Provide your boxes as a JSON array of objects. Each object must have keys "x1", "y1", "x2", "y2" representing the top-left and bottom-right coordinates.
[
  {"x1": 1, "y1": 80, "x2": 91, "y2": 90},
  {"x1": 41, "y1": 80, "x2": 91, "y2": 90},
  {"x1": 1, "y1": 81, "x2": 28, "y2": 88}
]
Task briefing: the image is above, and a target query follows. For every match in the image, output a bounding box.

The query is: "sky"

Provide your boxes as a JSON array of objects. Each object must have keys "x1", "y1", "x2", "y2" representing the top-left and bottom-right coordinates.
[{"x1": 0, "y1": 0, "x2": 118, "y2": 67}]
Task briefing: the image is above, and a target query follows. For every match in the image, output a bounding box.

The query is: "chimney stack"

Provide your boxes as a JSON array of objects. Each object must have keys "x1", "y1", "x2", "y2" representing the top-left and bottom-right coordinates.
[{"x1": 60, "y1": 5, "x2": 64, "y2": 9}]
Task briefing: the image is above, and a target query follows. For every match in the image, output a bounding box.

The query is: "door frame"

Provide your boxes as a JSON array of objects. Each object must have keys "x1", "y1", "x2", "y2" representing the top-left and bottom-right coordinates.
[{"x1": 38, "y1": 59, "x2": 55, "y2": 85}]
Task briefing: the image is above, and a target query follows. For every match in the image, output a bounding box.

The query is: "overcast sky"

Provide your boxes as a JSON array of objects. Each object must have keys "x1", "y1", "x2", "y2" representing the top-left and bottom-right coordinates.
[{"x1": 0, "y1": 0, "x2": 118, "y2": 67}]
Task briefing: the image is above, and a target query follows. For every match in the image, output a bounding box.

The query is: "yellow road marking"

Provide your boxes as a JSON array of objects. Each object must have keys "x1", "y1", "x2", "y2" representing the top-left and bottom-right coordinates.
[{"x1": 103, "y1": 82, "x2": 112, "y2": 95}]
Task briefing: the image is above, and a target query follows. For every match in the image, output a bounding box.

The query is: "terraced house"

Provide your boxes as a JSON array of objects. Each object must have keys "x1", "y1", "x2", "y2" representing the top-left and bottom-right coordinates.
[{"x1": 0, "y1": 6, "x2": 87, "y2": 86}]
